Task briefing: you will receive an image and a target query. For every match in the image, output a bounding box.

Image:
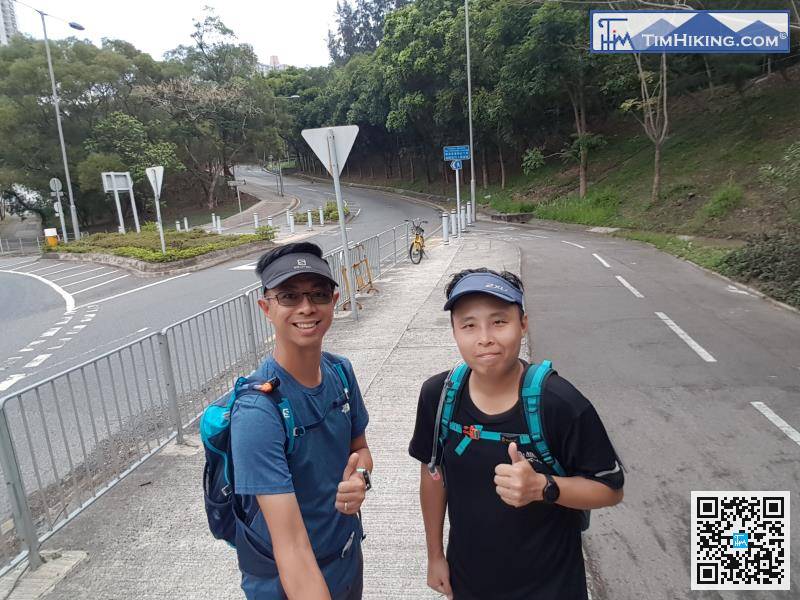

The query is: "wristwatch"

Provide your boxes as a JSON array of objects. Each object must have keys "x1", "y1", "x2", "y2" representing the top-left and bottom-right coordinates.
[
  {"x1": 357, "y1": 467, "x2": 372, "y2": 491},
  {"x1": 542, "y1": 473, "x2": 560, "y2": 504}
]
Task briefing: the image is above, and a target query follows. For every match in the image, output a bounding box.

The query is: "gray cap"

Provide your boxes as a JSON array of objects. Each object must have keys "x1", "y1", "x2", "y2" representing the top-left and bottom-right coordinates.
[{"x1": 258, "y1": 252, "x2": 338, "y2": 289}]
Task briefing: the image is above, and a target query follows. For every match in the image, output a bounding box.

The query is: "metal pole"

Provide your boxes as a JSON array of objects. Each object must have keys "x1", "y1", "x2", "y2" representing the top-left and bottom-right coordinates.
[
  {"x1": 0, "y1": 408, "x2": 43, "y2": 569},
  {"x1": 111, "y1": 176, "x2": 125, "y2": 234},
  {"x1": 306, "y1": 209, "x2": 313, "y2": 229},
  {"x1": 157, "y1": 331, "x2": 184, "y2": 444},
  {"x1": 455, "y1": 169, "x2": 462, "y2": 238},
  {"x1": 465, "y1": 0, "x2": 477, "y2": 224},
  {"x1": 55, "y1": 191, "x2": 67, "y2": 243},
  {"x1": 153, "y1": 189, "x2": 166, "y2": 254},
  {"x1": 327, "y1": 129, "x2": 359, "y2": 321},
  {"x1": 241, "y1": 295, "x2": 259, "y2": 372},
  {"x1": 127, "y1": 174, "x2": 140, "y2": 233},
  {"x1": 41, "y1": 13, "x2": 80, "y2": 243},
  {"x1": 236, "y1": 187, "x2": 243, "y2": 223}
]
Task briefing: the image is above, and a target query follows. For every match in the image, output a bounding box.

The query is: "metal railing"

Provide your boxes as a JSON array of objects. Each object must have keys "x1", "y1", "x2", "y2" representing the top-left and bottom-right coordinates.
[
  {"x1": 0, "y1": 236, "x2": 43, "y2": 256},
  {"x1": 0, "y1": 221, "x2": 411, "y2": 576}
]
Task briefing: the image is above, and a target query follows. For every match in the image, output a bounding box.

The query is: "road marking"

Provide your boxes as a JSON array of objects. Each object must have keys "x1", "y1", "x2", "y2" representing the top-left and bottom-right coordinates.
[
  {"x1": 136, "y1": 327, "x2": 149, "y2": 333},
  {"x1": 23, "y1": 354, "x2": 51, "y2": 368},
  {"x1": 751, "y1": 402, "x2": 800, "y2": 447},
  {"x1": 520, "y1": 234, "x2": 550, "y2": 239},
  {"x1": 51, "y1": 267, "x2": 107, "y2": 282},
  {"x1": 230, "y1": 262, "x2": 257, "y2": 271},
  {"x1": 2, "y1": 258, "x2": 38, "y2": 269},
  {"x1": 615, "y1": 276, "x2": 644, "y2": 298},
  {"x1": 62, "y1": 270, "x2": 116, "y2": 287},
  {"x1": 592, "y1": 253, "x2": 611, "y2": 268},
  {"x1": 0, "y1": 374, "x2": 25, "y2": 392},
  {"x1": 561, "y1": 240, "x2": 586, "y2": 249},
  {"x1": 76, "y1": 273, "x2": 191, "y2": 309},
  {"x1": 72, "y1": 274, "x2": 130, "y2": 294},
  {"x1": 239, "y1": 283, "x2": 259, "y2": 292},
  {"x1": 29, "y1": 340, "x2": 45, "y2": 346},
  {"x1": 7, "y1": 357, "x2": 21, "y2": 362},
  {"x1": 46, "y1": 345, "x2": 64, "y2": 350},
  {"x1": 726, "y1": 284, "x2": 751, "y2": 296},
  {"x1": 208, "y1": 293, "x2": 240, "y2": 304},
  {"x1": 38, "y1": 264, "x2": 84, "y2": 277},
  {"x1": 655, "y1": 312, "x2": 717, "y2": 363},
  {"x1": 41, "y1": 327, "x2": 62, "y2": 337},
  {"x1": 71, "y1": 325, "x2": 86, "y2": 330},
  {"x1": 0, "y1": 268, "x2": 75, "y2": 312},
  {"x1": 19, "y1": 348, "x2": 34, "y2": 353},
  {"x1": 25, "y1": 262, "x2": 64, "y2": 274}
]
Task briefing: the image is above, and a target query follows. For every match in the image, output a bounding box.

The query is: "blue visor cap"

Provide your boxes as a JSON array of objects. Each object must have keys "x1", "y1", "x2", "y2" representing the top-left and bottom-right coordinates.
[{"x1": 443, "y1": 272, "x2": 525, "y2": 312}]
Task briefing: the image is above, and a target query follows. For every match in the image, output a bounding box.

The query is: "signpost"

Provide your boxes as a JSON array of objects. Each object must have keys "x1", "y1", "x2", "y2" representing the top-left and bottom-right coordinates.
[
  {"x1": 102, "y1": 172, "x2": 140, "y2": 234},
  {"x1": 227, "y1": 170, "x2": 247, "y2": 224},
  {"x1": 302, "y1": 125, "x2": 360, "y2": 320},
  {"x1": 49, "y1": 177, "x2": 68, "y2": 242},
  {"x1": 145, "y1": 166, "x2": 166, "y2": 254},
  {"x1": 444, "y1": 146, "x2": 471, "y2": 238}
]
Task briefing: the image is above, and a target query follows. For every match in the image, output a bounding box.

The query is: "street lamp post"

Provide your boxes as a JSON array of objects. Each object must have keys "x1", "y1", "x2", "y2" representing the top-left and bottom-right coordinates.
[
  {"x1": 465, "y1": 0, "x2": 476, "y2": 224},
  {"x1": 37, "y1": 10, "x2": 85, "y2": 241}
]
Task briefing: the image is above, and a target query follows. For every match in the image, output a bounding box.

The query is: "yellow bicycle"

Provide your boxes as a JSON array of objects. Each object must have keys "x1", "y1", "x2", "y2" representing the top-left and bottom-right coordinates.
[{"x1": 407, "y1": 218, "x2": 427, "y2": 264}]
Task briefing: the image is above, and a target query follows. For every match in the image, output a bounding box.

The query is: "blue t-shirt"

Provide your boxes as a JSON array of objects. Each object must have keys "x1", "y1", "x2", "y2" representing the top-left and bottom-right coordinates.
[{"x1": 230, "y1": 352, "x2": 369, "y2": 599}]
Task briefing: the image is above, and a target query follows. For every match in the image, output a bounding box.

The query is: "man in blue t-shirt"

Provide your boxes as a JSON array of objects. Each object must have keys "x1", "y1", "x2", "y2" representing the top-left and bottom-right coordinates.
[{"x1": 231, "y1": 242, "x2": 372, "y2": 600}]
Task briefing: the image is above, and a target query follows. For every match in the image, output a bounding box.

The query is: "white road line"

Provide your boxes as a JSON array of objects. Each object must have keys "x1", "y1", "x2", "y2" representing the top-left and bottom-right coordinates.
[
  {"x1": 561, "y1": 240, "x2": 586, "y2": 249},
  {"x1": 751, "y1": 402, "x2": 800, "y2": 447},
  {"x1": 0, "y1": 374, "x2": 26, "y2": 392},
  {"x1": 230, "y1": 263, "x2": 256, "y2": 271},
  {"x1": 25, "y1": 263, "x2": 64, "y2": 274},
  {"x1": 655, "y1": 312, "x2": 717, "y2": 363},
  {"x1": 71, "y1": 325, "x2": 86, "y2": 330},
  {"x1": 3, "y1": 258, "x2": 38, "y2": 269},
  {"x1": 41, "y1": 327, "x2": 62, "y2": 337},
  {"x1": 520, "y1": 234, "x2": 550, "y2": 239},
  {"x1": 29, "y1": 340, "x2": 45, "y2": 346},
  {"x1": 239, "y1": 283, "x2": 259, "y2": 292},
  {"x1": 55, "y1": 318, "x2": 73, "y2": 325},
  {"x1": 58, "y1": 338, "x2": 72, "y2": 342},
  {"x1": 726, "y1": 284, "x2": 751, "y2": 296},
  {"x1": 62, "y1": 270, "x2": 116, "y2": 287},
  {"x1": 7, "y1": 357, "x2": 22, "y2": 361},
  {"x1": 208, "y1": 293, "x2": 240, "y2": 304},
  {"x1": 51, "y1": 267, "x2": 107, "y2": 282},
  {"x1": 136, "y1": 327, "x2": 149, "y2": 333},
  {"x1": 76, "y1": 273, "x2": 191, "y2": 308},
  {"x1": 23, "y1": 354, "x2": 51, "y2": 368},
  {"x1": 615, "y1": 276, "x2": 644, "y2": 298},
  {"x1": 0, "y1": 268, "x2": 75, "y2": 313},
  {"x1": 38, "y1": 264, "x2": 85, "y2": 277},
  {"x1": 46, "y1": 345, "x2": 64, "y2": 350},
  {"x1": 592, "y1": 253, "x2": 611, "y2": 268},
  {"x1": 19, "y1": 348, "x2": 34, "y2": 353}
]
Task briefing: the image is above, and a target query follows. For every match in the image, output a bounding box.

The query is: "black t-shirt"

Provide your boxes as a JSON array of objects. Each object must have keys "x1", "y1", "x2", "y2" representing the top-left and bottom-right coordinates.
[{"x1": 408, "y1": 363, "x2": 624, "y2": 600}]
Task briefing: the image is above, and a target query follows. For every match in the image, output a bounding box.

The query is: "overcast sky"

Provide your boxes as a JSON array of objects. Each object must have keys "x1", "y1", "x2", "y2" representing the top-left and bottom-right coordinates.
[{"x1": 13, "y1": 0, "x2": 340, "y2": 67}]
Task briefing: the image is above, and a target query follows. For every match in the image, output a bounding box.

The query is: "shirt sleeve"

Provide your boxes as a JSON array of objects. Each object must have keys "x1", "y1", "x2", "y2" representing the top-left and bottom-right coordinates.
[
  {"x1": 408, "y1": 372, "x2": 448, "y2": 464},
  {"x1": 230, "y1": 393, "x2": 294, "y2": 496},
  {"x1": 342, "y1": 358, "x2": 369, "y2": 439},
  {"x1": 545, "y1": 377, "x2": 624, "y2": 490}
]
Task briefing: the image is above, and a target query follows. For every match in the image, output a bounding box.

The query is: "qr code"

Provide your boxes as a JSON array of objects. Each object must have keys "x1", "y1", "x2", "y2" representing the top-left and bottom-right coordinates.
[{"x1": 691, "y1": 491, "x2": 790, "y2": 590}]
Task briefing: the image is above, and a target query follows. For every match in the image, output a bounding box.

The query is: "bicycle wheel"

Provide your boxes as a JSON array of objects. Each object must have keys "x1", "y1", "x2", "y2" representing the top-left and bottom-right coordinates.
[{"x1": 409, "y1": 240, "x2": 422, "y2": 264}]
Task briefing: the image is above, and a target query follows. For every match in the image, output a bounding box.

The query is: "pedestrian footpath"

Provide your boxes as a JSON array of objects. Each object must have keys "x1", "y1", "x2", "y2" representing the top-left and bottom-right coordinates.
[{"x1": 3, "y1": 233, "x2": 521, "y2": 599}]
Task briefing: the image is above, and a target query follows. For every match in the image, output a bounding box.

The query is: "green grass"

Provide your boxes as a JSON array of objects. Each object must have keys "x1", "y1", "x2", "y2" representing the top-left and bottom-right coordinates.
[
  {"x1": 697, "y1": 183, "x2": 744, "y2": 221},
  {"x1": 532, "y1": 189, "x2": 623, "y2": 227},
  {"x1": 48, "y1": 225, "x2": 276, "y2": 263},
  {"x1": 613, "y1": 230, "x2": 735, "y2": 270}
]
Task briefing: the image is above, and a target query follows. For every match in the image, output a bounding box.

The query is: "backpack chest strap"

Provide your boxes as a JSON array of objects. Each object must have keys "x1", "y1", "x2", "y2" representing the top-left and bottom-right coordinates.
[{"x1": 445, "y1": 420, "x2": 535, "y2": 455}]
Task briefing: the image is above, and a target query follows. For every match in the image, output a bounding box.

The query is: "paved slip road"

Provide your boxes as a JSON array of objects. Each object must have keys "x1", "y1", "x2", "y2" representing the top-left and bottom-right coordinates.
[{"x1": 476, "y1": 222, "x2": 800, "y2": 599}]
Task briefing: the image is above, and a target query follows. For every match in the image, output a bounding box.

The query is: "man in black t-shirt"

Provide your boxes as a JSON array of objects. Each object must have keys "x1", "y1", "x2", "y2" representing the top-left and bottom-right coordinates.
[{"x1": 408, "y1": 268, "x2": 624, "y2": 600}]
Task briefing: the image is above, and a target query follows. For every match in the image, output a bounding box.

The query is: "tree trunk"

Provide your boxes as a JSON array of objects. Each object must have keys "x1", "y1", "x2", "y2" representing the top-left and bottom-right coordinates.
[
  {"x1": 358, "y1": 163, "x2": 363, "y2": 179},
  {"x1": 651, "y1": 142, "x2": 661, "y2": 204},
  {"x1": 703, "y1": 56, "x2": 715, "y2": 94},
  {"x1": 498, "y1": 144, "x2": 506, "y2": 190},
  {"x1": 398, "y1": 152, "x2": 404, "y2": 180},
  {"x1": 424, "y1": 154, "x2": 432, "y2": 184},
  {"x1": 481, "y1": 147, "x2": 488, "y2": 189},
  {"x1": 346, "y1": 162, "x2": 350, "y2": 179},
  {"x1": 410, "y1": 154, "x2": 416, "y2": 182},
  {"x1": 370, "y1": 164, "x2": 374, "y2": 179}
]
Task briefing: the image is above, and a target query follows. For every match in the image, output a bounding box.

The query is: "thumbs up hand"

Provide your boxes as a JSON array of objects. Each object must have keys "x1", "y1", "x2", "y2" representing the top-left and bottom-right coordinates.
[
  {"x1": 336, "y1": 453, "x2": 367, "y2": 515},
  {"x1": 493, "y1": 442, "x2": 547, "y2": 508}
]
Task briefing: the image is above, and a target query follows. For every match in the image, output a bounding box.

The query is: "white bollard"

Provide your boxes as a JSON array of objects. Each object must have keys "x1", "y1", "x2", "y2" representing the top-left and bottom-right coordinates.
[
  {"x1": 175, "y1": 221, "x2": 181, "y2": 232},
  {"x1": 289, "y1": 213, "x2": 295, "y2": 234},
  {"x1": 216, "y1": 216, "x2": 223, "y2": 233},
  {"x1": 211, "y1": 213, "x2": 216, "y2": 230},
  {"x1": 442, "y1": 212, "x2": 450, "y2": 245},
  {"x1": 307, "y1": 209, "x2": 313, "y2": 230},
  {"x1": 254, "y1": 213, "x2": 259, "y2": 229},
  {"x1": 267, "y1": 216, "x2": 273, "y2": 228},
  {"x1": 319, "y1": 206, "x2": 325, "y2": 226},
  {"x1": 184, "y1": 217, "x2": 189, "y2": 231},
  {"x1": 286, "y1": 209, "x2": 291, "y2": 227},
  {"x1": 466, "y1": 203, "x2": 472, "y2": 225},
  {"x1": 460, "y1": 206, "x2": 467, "y2": 232},
  {"x1": 450, "y1": 210, "x2": 458, "y2": 238}
]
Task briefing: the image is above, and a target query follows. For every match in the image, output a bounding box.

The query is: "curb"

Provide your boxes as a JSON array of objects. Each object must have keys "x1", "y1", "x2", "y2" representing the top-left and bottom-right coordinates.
[{"x1": 40, "y1": 240, "x2": 275, "y2": 278}]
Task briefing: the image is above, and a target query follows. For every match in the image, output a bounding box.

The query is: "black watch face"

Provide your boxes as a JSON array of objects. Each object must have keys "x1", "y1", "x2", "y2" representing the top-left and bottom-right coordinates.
[{"x1": 544, "y1": 477, "x2": 559, "y2": 503}]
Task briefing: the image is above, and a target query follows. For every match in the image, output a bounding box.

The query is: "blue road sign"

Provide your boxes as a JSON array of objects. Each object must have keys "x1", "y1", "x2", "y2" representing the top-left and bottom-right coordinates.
[
  {"x1": 443, "y1": 145, "x2": 471, "y2": 161},
  {"x1": 450, "y1": 160, "x2": 462, "y2": 171}
]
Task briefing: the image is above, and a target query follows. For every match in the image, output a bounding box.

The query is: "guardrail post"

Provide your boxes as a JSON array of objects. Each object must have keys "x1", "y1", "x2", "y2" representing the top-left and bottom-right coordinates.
[
  {"x1": 404, "y1": 222, "x2": 410, "y2": 261},
  {"x1": 0, "y1": 408, "x2": 43, "y2": 570},
  {"x1": 157, "y1": 331, "x2": 185, "y2": 445},
  {"x1": 241, "y1": 294, "x2": 260, "y2": 373},
  {"x1": 392, "y1": 227, "x2": 398, "y2": 266}
]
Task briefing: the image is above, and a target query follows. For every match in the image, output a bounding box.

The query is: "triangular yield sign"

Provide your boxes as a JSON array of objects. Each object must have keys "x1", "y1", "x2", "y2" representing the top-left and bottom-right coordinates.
[
  {"x1": 301, "y1": 125, "x2": 359, "y2": 177},
  {"x1": 145, "y1": 166, "x2": 164, "y2": 198}
]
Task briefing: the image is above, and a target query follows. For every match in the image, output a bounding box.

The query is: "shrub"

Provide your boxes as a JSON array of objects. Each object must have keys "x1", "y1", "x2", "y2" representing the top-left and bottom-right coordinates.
[{"x1": 698, "y1": 183, "x2": 743, "y2": 221}]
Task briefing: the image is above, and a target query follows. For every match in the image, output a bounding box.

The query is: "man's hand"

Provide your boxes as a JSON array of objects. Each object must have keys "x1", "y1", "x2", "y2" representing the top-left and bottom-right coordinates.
[
  {"x1": 335, "y1": 453, "x2": 366, "y2": 515},
  {"x1": 427, "y1": 553, "x2": 453, "y2": 599},
  {"x1": 494, "y1": 442, "x2": 547, "y2": 508}
]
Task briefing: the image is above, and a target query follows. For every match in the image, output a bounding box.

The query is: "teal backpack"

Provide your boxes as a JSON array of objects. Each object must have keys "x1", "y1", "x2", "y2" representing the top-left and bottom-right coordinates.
[{"x1": 427, "y1": 360, "x2": 590, "y2": 531}]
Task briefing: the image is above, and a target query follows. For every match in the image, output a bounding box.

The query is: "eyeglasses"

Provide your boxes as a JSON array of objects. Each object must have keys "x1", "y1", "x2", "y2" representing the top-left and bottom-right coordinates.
[{"x1": 264, "y1": 290, "x2": 334, "y2": 306}]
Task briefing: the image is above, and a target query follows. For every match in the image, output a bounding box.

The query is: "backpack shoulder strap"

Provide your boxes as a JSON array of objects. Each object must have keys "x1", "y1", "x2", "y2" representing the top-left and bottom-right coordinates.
[
  {"x1": 323, "y1": 352, "x2": 351, "y2": 400},
  {"x1": 233, "y1": 375, "x2": 300, "y2": 455},
  {"x1": 521, "y1": 360, "x2": 566, "y2": 477},
  {"x1": 427, "y1": 363, "x2": 470, "y2": 478}
]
